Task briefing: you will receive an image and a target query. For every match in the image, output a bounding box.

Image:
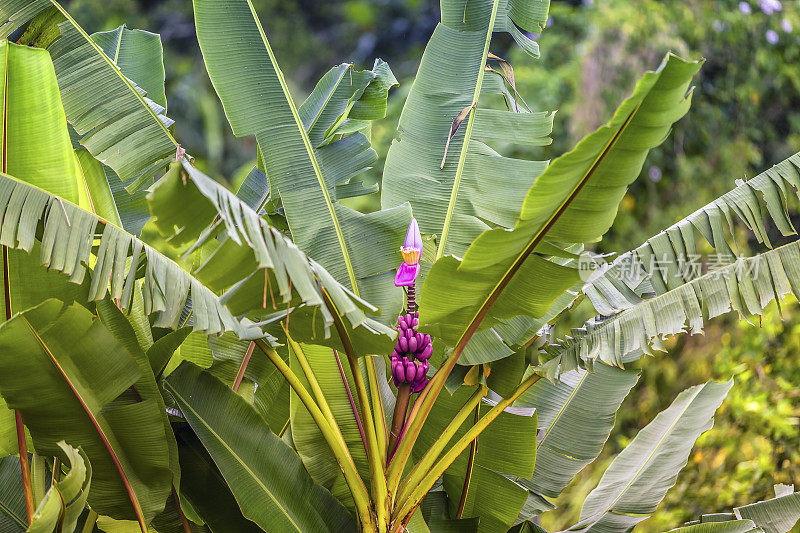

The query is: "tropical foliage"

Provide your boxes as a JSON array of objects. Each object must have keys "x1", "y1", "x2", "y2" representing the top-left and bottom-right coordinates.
[{"x1": 0, "y1": 0, "x2": 796, "y2": 532}]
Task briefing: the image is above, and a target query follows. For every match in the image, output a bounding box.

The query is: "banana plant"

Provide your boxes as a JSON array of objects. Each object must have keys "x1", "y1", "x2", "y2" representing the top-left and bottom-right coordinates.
[{"x1": 0, "y1": 0, "x2": 797, "y2": 532}]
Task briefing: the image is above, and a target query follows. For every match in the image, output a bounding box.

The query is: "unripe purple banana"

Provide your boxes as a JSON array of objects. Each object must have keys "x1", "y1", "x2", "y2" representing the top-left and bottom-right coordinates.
[
  {"x1": 405, "y1": 361, "x2": 416, "y2": 382},
  {"x1": 408, "y1": 336, "x2": 418, "y2": 353},
  {"x1": 396, "y1": 360, "x2": 407, "y2": 382},
  {"x1": 418, "y1": 344, "x2": 432, "y2": 361},
  {"x1": 398, "y1": 335, "x2": 408, "y2": 353}
]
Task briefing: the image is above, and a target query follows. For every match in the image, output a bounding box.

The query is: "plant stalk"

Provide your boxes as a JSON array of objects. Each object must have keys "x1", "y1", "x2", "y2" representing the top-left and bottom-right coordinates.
[
  {"x1": 393, "y1": 374, "x2": 541, "y2": 525},
  {"x1": 172, "y1": 487, "x2": 192, "y2": 533},
  {"x1": 456, "y1": 403, "x2": 481, "y2": 519},
  {"x1": 322, "y1": 290, "x2": 388, "y2": 530},
  {"x1": 286, "y1": 333, "x2": 350, "y2": 454},
  {"x1": 365, "y1": 356, "x2": 388, "y2": 465},
  {"x1": 51, "y1": 457, "x2": 61, "y2": 485},
  {"x1": 253, "y1": 339, "x2": 373, "y2": 522},
  {"x1": 4, "y1": 245, "x2": 34, "y2": 524},
  {"x1": 387, "y1": 284, "x2": 417, "y2": 459},
  {"x1": 387, "y1": 383, "x2": 411, "y2": 459},
  {"x1": 231, "y1": 341, "x2": 255, "y2": 393},
  {"x1": 14, "y1": 411, "x2": 33, "y2": 524},
  {"x1": 394, "y1": 385, "x2": 486, "y2": 502},
  {"x1": 334, "y1": 349, "x2": 369, "y2": 455}
]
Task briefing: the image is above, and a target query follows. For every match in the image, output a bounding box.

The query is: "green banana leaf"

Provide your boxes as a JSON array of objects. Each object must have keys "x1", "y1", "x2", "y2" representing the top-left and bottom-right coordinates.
[
  {"x1": 569, "y1": 380, "x2": 732, "y2": 533},
  {"x1": 147, "y1": 160, "x2": 396, "y2": 355},
  {"x1": 27, "y1": 442, "x2": 91, "y2": 533},
  {"x1": 580, "y1": 152, "x2": 800, "y2": 319},
  {"x1": 513, "y1": 364, "x2": 639, "y2": 499},
  {"x1": 192, "y1": 0, "x2": 411, "y2": 317},
  {"x1": 380, "y1": 0, "x2": 556, "y2": 365},
  {"x1": 0, "y1": 1, "x2": 178, "y2": 189},
  {"x1": 0, "y1": 299, "x2": 173, "y2": 524},
  {"x1": 548, "y1": 238, "x2": 800, "y2": 374},
  {"x1": 92, "y1": 25, "x2": 167, "y2": 111},
  {"x1": 0, "y1": 397, "x2": 18, "y2": 459},
  {"x1": 733, "y1": 491, "x2": 800, "y2": 533},
  {"x1": 667, "y1": 522, "x2": 760, "y2": 533},
  {"x1": 173, "y1": 425, "x2": 261, "y2": 533},
  {"x1": 382, "y1": 0, "x2": 552, "y2": 257},
  {"x1": 0, "y1": 157, "x2": 395, "y2": 353},
  {"x1": 72, "y1": 20, "x2": 172, "y2": 236},
  {"x1": 165, "y1": 363, "x2": 358, "y2": 533},
  {"x1": 0, "y1": 38, "x2": 93, "y2": 311},
  {"x1": 418, "y1": 54, "x2": 701, "y2": 360},
  {"x1": 94, "y1": 298, "x2": 182, "y2": 493},
  {"x1": 545, "y1": 153, "x2": 800, "y2": 373},
  {"x1": 0, "y1": 455, "x2": 26, "y2": 532},
  {"x1": 0, "y1": 39, "x2": 79, "y2": 201}
]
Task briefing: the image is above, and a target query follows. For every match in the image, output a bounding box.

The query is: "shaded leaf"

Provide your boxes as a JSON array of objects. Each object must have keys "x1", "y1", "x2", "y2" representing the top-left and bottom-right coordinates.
[
  {"x1": 165, "y1": 363, "x2": 357, "y2": 533},
  {"x1": 0, "y1": 300, "x2": 172, "y2": 524}
]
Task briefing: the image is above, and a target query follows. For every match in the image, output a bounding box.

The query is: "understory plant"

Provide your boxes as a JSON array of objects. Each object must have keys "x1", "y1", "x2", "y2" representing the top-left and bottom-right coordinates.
[{"x1": 0, "y1": 0, "x2": 798, "y2": 532}]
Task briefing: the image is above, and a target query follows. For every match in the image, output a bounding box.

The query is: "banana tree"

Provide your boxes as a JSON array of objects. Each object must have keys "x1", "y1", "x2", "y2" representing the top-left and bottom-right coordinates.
[{"x1": 0, "y1": 0, "x2": 798, "y2": 532}]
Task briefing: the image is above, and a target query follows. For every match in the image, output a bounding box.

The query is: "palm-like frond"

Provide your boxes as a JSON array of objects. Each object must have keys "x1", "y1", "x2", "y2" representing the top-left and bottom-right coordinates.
[
  {"x1": 568, "y1": 380, "x2": 732, "y2": 533},
  {"x1": 547, "y1": 154, "x2": 800, "y2": 374},
  {"x1": 382, "y1": 0, "x2": 553, "y2": 258},
  {"x1": 583, "y1": 152, "x2": 800, "y2": 316},
  {"x1": 193, "y1": 0, "x2": 411, "y2": 316},
  {"x1": 1, "y1": 0, "x2": 178, "y2": 189},
  {"x1": 419, "y1": 54, "x2": 700, "y2": 354},
  {"x1": 148, "y1": 160, "x2": 396, "y2": 354},
  {"x1": 0, "y1": 165, "x2": 394, "y2": 352},
  {"x1": 548, "y1": 239, "x2": 800, "y2": 374}
]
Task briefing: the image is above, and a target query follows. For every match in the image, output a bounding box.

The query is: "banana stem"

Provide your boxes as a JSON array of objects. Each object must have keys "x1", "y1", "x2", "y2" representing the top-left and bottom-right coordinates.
[
  {"x1": 253, "y1": 339, "x2": 372, "y2": 522},
  {"x1": 394, "y1": 385, "x2": 486, "y2": 503},
  {"x1": 388, "y1": 384, "x2": 411, "y2": 458},
  {"x1": 15, "y1": 411, "x2": 33, "y2": 524},
  {"x1": 393, "y1": 374, "x2": 540, "y2": 525},
  {"x1": 5, "y1": 245, "x2": 34, "y2": 524},
  {"x1": 322, "y1": 289, "x2": 388, "y2": 530}
]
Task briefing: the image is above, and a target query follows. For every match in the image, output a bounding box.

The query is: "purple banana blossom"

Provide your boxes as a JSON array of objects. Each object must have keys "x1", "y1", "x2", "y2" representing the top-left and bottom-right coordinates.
[
  {"x1": 394, "y1": 218, "x2": 422, "y2": 287},
  {"x1": 389, "y1": 217, "x2": 431, "y2": 393}
]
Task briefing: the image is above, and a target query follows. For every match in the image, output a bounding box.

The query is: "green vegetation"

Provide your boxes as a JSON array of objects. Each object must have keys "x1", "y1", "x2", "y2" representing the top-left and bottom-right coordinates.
[{"x1": 0, "y1": 1, "x2": 796, "y2": 532}]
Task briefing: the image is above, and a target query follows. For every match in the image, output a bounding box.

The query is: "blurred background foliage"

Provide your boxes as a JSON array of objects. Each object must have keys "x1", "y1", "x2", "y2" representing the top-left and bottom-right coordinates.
[{"x1": 62, "y1": 0, "x2": 800, "y2": 530}]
